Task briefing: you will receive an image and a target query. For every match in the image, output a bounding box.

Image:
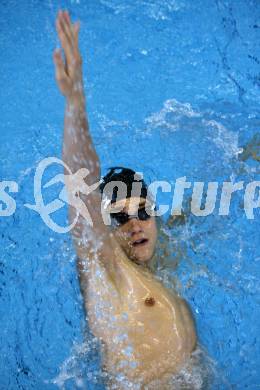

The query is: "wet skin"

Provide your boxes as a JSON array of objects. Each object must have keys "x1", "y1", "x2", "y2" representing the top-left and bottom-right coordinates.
[{"x1": 84, "y1": 198, "x2": 197, "y2": 387}]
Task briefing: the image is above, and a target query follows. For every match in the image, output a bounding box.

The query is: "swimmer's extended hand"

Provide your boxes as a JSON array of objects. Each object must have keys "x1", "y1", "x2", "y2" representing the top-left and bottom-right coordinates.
[
  {"x1": 55, "y1": 9, "x2": 124, "y2": 288},
  {"x1": 53, "y1": 10, "x2": 83, "y2": 99}
]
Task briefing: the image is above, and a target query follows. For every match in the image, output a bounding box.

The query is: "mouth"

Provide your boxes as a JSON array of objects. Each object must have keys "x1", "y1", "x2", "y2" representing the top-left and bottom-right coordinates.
[{"x1": 132, "y1": 238, "x2": 149, "y2": 248}]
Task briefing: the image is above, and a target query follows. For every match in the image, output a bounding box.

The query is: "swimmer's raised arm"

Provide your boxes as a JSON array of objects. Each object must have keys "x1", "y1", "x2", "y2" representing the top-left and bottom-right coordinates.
[{"x1": 53, "y1": 10, "x2": 123, "y2": 282}]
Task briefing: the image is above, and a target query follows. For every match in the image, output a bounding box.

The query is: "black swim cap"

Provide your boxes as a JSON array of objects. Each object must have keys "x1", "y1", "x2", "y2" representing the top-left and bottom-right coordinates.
[{"x1": 99, "y1": 166, "x2": 149, "y2": 204}]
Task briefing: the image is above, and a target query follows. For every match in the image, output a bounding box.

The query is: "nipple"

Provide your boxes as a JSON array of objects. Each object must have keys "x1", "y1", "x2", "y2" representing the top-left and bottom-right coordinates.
[{"x1": 144, "y1": 297, "x2": 156, "y2": 307}]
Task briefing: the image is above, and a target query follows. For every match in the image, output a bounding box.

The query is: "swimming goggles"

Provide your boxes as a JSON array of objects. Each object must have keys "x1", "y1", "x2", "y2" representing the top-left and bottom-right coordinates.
[{"x1": 110, "y1": 205, "x2": 155, "y2": 226}]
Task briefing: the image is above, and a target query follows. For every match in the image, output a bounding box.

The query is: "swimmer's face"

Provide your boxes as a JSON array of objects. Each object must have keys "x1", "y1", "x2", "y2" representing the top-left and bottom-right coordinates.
[{"x1": 110, "y1": 197, "x2": 157, "y2": 264}]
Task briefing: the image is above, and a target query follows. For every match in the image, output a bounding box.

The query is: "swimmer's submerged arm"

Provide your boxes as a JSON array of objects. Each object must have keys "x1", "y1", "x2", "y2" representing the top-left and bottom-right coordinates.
[{"x1": 54, "y1": 10, "x2": 124, "y2": 283}]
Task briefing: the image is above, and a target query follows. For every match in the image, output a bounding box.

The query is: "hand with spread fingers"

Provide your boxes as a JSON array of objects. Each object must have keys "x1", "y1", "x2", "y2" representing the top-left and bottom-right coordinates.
[{"x1": 53, "y1": 10, "x2": 83, "y2": 99}]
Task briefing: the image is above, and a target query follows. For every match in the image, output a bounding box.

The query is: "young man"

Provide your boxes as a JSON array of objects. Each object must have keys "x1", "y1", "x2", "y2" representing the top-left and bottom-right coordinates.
[{"x1": 53, "y1": 10, "x2": 197, "y2": 388}]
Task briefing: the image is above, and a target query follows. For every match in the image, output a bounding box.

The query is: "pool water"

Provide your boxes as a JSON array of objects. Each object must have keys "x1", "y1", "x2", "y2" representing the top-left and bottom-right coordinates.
[{"x1": 0, "y1": 0, "x2": 259, "y2": 389}]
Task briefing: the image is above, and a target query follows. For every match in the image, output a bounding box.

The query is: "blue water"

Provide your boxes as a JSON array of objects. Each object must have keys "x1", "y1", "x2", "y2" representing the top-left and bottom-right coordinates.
[{"x1": 0, "y1": 0, "x2": 259, "y2": 389}]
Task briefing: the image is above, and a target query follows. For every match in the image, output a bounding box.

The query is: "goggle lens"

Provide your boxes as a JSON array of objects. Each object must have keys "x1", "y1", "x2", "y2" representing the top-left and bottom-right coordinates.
[{"x1": 110, "y1": 206, "x2": 154, "y2": 226}]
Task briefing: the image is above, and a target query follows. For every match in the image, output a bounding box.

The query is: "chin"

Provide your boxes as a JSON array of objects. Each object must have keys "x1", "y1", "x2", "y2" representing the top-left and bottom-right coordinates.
[
  {"x1": 122, "y1": 242, "x2": 155, "y2": 265},
  {"x1": 130, "y1": 249, "x2": 152, "y2": 264}
]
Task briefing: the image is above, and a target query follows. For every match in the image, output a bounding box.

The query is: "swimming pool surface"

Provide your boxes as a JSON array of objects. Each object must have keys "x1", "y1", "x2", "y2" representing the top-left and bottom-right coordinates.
[{"x1": 0, "y1": 0, "x2": 259, "y2": 388}]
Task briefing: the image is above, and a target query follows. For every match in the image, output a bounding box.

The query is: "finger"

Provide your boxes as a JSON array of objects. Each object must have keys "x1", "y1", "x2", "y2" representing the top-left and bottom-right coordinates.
[
  {"x1": 56, "y1": 16, "x2": 74, "y2": 62},
  {"x1": 63, "y1": 11, "x2": 81, "y2": 60},
  {"x1": 53, "y1": 48, "x2": 64, "y2": 72},
  {"x1": 53, "y1": 48, "x2": 69, "y2": 81},
  {"x1": 73, "y1": 21, "x2": 80, "y2": 50},
  {"x1": 60, "y1": 10, "x2": 75, "y2": 49},
  {"x1": 57, "y1": 12, "x2": 74, "y2": 51},
  {"x1": 64, "y1": 10, "x2": 74, "y2": 36}
]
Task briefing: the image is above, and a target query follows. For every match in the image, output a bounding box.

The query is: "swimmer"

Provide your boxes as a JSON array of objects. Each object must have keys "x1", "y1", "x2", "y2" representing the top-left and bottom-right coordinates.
[{"x1": 53, "y1": 10, "x2": 197, "y2": 388}]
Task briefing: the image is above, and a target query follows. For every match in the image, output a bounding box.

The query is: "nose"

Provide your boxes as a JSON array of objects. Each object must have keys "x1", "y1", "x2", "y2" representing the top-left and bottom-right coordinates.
[{"x1": 128, "y1": 217, "x2": 143, "y2": 235}]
